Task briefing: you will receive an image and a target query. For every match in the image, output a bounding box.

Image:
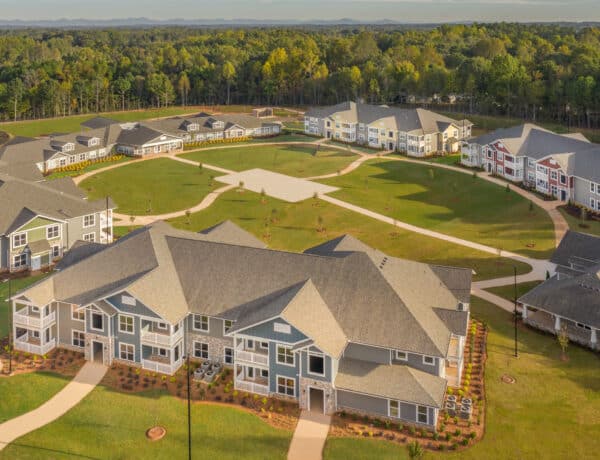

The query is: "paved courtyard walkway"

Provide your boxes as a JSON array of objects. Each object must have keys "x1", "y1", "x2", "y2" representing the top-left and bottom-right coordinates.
[
  {"x1": 0, "y1": 362, "x2": 107, "y2": 451},
  {"x1": 288, "y1": 411, "x2": 331, "y2": 460}
]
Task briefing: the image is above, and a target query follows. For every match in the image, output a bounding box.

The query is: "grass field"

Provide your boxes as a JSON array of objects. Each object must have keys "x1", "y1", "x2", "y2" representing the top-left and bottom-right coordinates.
[
  {"x1": 80, "y1": 158, "x2": 213, "y2": 215},
  {"x1": 0, "y1": 387, "x2": 292, "y2": 460},
  {"x1": 558, "y1": 206, "x2": 600, "y2": 237},
  {"x1": 0, "y1": 273, "x2": 48, "y2": 338},
  {"x1": 485, "y1": 281, "x2": 543, "y2": 301},
  {"x1": 324, "y1": 296, "x2": 600, "y2": 460},
  {"x1": 321, "y1": 159, "x2": 555, "y2": 258},
  {"x1": 0, "y1": 372, "x2": 71, "y2": 423},
  {"x1": 181, "y1": 144, "x2": 358, "y2": 178},
  {"x1": 168, "y1": 189, "x2": 530, "y2": 280}
]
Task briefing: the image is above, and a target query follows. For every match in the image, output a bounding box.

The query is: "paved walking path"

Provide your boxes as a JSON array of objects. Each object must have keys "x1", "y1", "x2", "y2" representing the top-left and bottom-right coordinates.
[
  {"x1": 0, "y1": 362, "x2": 107, "y2": 451},
  {"x1": 288, "y1": 411, "x2": 331, "y2": 460}
]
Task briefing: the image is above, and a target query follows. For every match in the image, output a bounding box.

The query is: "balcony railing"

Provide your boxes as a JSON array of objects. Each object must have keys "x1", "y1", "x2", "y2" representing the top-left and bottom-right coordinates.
[
  {"x1": 141, "y1": 326, "x2": 183, "y2": 347},
  {"x1": 14, "y1": 310, "x2": 56, "y2": 329},
  {"x1": 235, "y1": 379, "x2": 269, "y2": 396},
  {"x1": 14, "y1": 335, "x2": 56, "y2": 355},
  {"x1": 235, "y1": 349, "x2": 269, "y2": 367},
  {"x1": 142, "y1": 357, "x2": 183, "y2": 375}
]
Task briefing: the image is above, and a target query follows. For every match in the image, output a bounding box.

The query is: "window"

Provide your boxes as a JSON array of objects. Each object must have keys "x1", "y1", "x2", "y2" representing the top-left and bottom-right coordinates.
[
  {"x1": 119, "y1": 343, "x2": 135, "y2": 362},
  {"x1": 194, "y1": 341, "x2": 209, "y2": 359},
  {"x1": 277, "y1": 346, "x2": 294, "y2": 366},
  {"x1": 389, "y1": 400, "x2": 399, "y2": 418},
  {"x1": 83, "y1": 214, "x2": 95, "y2": 228},
  {"x1": 83, "y1": 232, "x2": 96, "y2": 242},
  {"x1": 72, "y1": 306, "x2": 85, "y2": 321},
  {"x1": 261, "y1": 369, "x2": 269, "y2": 378},
  {"x1": 308, "y1": 352, "x2": 325, "y2": 376},
  {"x1": 193, "y1": 315, "x2": 209, "y2": 332},
  {"x1": 91, "y1": 312, "x2": 104, "y2": 331},
  {"x1": 13, "y1": 233, "x2": 27, "y2": 248},
  {"x1": 46, "y1": 225, "x2": 60, "y2": 239},
  {"x1": 497, "y1": 152, "x2": 503, "y2": 161},
  {"x1": 78, "y1": 153, "x2": 86, "y2": 162},
  {"x1": 551, "y1": 171, "x2": 558, "y2": 180},
  {"x1": 274, "y1": 322, "x2": 291, "y2": 334},
  {"x1": 52, "y1": 245, "x2": 60, "y2": 258},
  {"x1": 223, "y1": 320, "x2": 232, "y2": 334},
  {"x1": 395, "y1": 350, "x2": 408, "y2": 361},
  {"x1": 13, "y1": 253, "x2": 27, "y2": 268},
  {"x1": 157, "y1": 322, "x2": 168, "y2": 330},
  {"x1": 560, "y1": 175, "x2": 567, "y2": 185},
  {"x1": 591, "y1": 198, "x2": 596, "y2": 210},
  {"x1": 245, "y1": 339, "x2": 254, "y2": 349},
  {"x1": 423, "y1": 356, "x2": 435, "y2": 366},
  {"x1": 417, "y1": 406, "x2": 429, "y2": 424},
  {"x1": 121, "y1": 295, "x2": 136, "y2": 306},
  {"x1": 591, "y1": 182, "x2": 596, "y2": 193},
  {"x1": 277, "y1": 376, "x2": 295, "y2": 397},
  {"x1": 153, "y1": 347, "x2": 167, "y2": 357},
  {"x1": 31, "y1": 330, "x2": 40, "y2": 338},
  {"x1": 72, "y1": 330, "x2": 85, "y2": 348},
  {"x1": 224, "y1": 347, "x2": 233, "y2": 364},
  {"x1": 259, "y1": 341, "x2": 269, "y2": 350},
  {"x1": 119, "y1": 315, "x2": 134, "y2": 334}
]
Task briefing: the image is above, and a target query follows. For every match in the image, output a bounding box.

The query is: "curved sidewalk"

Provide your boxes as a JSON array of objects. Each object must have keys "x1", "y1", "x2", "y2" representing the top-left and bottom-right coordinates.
[{"x1": 0, "y1": 362, "x2": 107, "y2": 451}]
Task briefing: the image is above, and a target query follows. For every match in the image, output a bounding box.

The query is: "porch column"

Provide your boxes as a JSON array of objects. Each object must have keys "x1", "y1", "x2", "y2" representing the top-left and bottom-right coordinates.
[
  {"x1": 522, "y1": 305, "x2": 528, "y2": 320},
  {"x1": 591, "y1": 328, "x2": 597, "y2": 345},
  {"x1": 554, "y1": 315, "x2": 561, "y2": 331}
]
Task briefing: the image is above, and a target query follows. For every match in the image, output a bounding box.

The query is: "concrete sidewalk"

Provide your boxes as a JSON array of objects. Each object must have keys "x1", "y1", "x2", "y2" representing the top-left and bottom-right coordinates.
[
  {"x1": 288, "y1": 411, "x2": 331, "y2": 460},
  {"x1": 0, "y1": 362, "x2": 107, "y2": 451}
]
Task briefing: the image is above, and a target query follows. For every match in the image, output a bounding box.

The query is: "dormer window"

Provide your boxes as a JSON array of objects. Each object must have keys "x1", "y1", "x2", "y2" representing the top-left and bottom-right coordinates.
[
  {"x1": 88, "y1": 137, "x2": 99, "y2": 147},
  {"x1": 187, "y1": 123, "x2": 199, "y2": 132},
  {"x1": 63, "y1": 143, "x2": 75, "y2": 152}
]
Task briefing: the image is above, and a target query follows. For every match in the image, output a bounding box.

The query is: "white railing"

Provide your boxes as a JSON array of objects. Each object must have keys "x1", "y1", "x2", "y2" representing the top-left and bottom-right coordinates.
[
  {"x1": 141, "y1": 326, "x2": 183, "y2": 347},
  {"x1": 14, "y1": 337, "x2": 56, "y2": 356},
  {"x1": 235, "y1": 379, "x2": 269, "y2": 396},
  {"x1": 14, "y1": 311, "x2": 55, "y2": 329},
  {"x1": 142, "y1": 357, "x2": 183, "y2": 375},
  {"x1": 235, "y1": 349, "x2": 269, "y2": 367}
]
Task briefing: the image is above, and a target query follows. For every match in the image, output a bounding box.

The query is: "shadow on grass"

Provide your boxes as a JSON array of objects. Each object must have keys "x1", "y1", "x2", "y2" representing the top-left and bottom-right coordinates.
[{"x1": 7, "y1": 442, "x2": 101, "y2": 459}]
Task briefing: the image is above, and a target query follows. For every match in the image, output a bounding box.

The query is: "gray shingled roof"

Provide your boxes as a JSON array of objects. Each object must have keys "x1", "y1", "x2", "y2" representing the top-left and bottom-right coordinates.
[
  {"x1": 550, "y1": 230, "x2": 600, "y2": 268},
  {"x1": 81, "y1": 116, "x2": 120, "y2": 130},
  {"x1": 55, "y1": 240, "x2": 106, "y2": 270},
  {"x1": 116, "y1": 125, "x2": 178, "y2": 146},
  {"x1": 199, "y1": 220, "x2": 266, "y2": 248},
  {"x1": 335, "y1": 357, "x2": 447, "y2": 408}
]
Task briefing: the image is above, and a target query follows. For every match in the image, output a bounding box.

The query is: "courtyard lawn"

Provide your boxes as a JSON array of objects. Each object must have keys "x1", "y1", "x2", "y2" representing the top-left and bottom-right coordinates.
[
  {"x1": 559, "y1": 206, "x2": 600, "y2": 237},
  {"x1": 324, "y1": 296, "x2": 600, "y2": 460},
  {"x1": 0, "y1": 273, "x2": 48, "y2": 338},
  {"x1": 0, "y1": 387, "x2": 292, "y2": 460},
  {"x1": 168, "y1": 189, "x2": 530, "y2": 281},
  {"x1": 485, "y1": 281, "x2": 542, "y2": 302},
  {"x1": 321, "y1": 159, "x2": 555, "y2": 258},
  {"x1": 0, "y1": 372, "x2": 70, "y2": 423},
  {"x1": 180, "y1": 144, "x2": 358, "y2": 178},
  {"x1": 80, "y1": 158, "x2": 214, "y2": 215}
]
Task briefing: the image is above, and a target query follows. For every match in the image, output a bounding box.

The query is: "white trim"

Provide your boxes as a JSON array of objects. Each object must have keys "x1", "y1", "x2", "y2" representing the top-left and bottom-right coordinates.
[
  {"x1": 395, "y1": 350, "x2": 408, "y2": 361},
  {"x1": 193, "y1": 340, "x2": 209, "y2": 359},
  {"x1": 224, "y1": 346, "x2": 234, "y2": 365},
  {"x1": 192, "y1": 314, "x2": 210, "y2": 333},
  {"x1": 71, "y1": 329, "x2": 85, "y2": 348},
  {"x1": 82, "y1": 214, "x2": 96, "y2": 228},
  {"x1": 276, "y1": 374, "x2": 296, "y2": 397},
  {"x1": 83, "y1": 232, "x2": 96, "y2": 243},
  {"x1": 307, "y1": 385, "x2": 325, "y2": 414},
  {"x1": 307, "y1": 350, "x2": 325, "y2": 377},
  {"x1": 422, "y1": 355, "x2": 435, "y2": 366},
  {"x1": 276, "y1": 344, "x2": 295, "y2": 367},
  {"x1": 90, "y1": 312, "x2": 105, "y2": 332},
  {"x1": 388, "y1": 399, "x2": 400, "y2": 418},
  {"x1": 12, "y1": 232, "x2": 27, "y2": 249},
  {"x1": 71, "y1": 305, "x2": 85, "y2": 322},
  {"x1": 119, "y1": 342, "x2": 135, "y2": 362},
  {"x1": 417, "y1": 405, "x2": 429, "y2": 424},
  {"x1": 46, "y1": 224, "x2": 61, "y2": 240},
  {"x1": 223, "y1": 319, "x2": 233, "y2": 335},
  {"x1": 118, "y1": 314, "x2": 135, "y2": 335}
]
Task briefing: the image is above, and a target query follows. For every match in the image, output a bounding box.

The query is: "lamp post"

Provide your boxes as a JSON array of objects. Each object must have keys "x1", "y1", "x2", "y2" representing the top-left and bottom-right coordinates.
[
  {"x1": 3, "y1": 277, "x2": 12, "y2": 374},
  {"x1": 513, "y1": 266, "x2": 518, "y2": 358},
  {"x1": 185, "y1": 335, "x2": 192, "y2": 460}
]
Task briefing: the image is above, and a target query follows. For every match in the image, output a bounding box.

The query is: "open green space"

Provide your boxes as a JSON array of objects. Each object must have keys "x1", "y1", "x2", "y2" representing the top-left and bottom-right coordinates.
[
  {"x1": 324, "y1": 296, "x2": 600, "y2": 460},
  {"x1": 0, "y1": 372, "x2": 70, "y2": 423},
  {"x1": 0, "y1": 273, "x2": 48, "y2": 339},
  {"x1": 485, "y1": 281, "x2": 542, "y2": 302},
  {"x1": 320, "y1": 159, "x2": 555, "y2": 258},
  {"x1": 80, "y1": 158, "x2": 213, "y2": 215},
  {"x1": 324, "y1": 140, "x2": 381, "y2": 155},
  {"x1": 181, "y1": 144, "x2": 358, "y2": 178},
  {"x1": 168, "y1": 189, "x2": 530, "y2": 281},
  {"x1": 0, "y1": 387, "x2": 292, "y2": 460},
  {"x1": 559, "y1": 206, "x2": 600, "y2": 237}
]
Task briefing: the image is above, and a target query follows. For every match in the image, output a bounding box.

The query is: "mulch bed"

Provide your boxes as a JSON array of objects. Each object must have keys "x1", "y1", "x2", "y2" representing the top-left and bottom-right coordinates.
[
  {"x1": 0, "y1": 344, "x2": 85, "y2": 377},
  {"x1": 330, "y1": 319, "x2": 488, "y2": 453}
]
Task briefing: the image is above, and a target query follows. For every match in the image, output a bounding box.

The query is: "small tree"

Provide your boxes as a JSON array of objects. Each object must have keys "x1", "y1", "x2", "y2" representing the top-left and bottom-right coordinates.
[
  {"x1": 270, "y1": 208, "x2": 278, "y2": 224},
  {"x1": 407, "y1": 441, "x2": 424, "y2": 459},
  {"x1": 580, "y1": 207, "x2": 588, "y2": 223},
  {"x1": 317, "y1": 215, "x2": 324, "y2": 233},
  {"x1": 505, "y1": 183, "x2": 510, "y2": 192},
  {"x1": 129, "y1": 215, "x2": 136, "y2": 231},
  {"x1": 313, "y1": 192, "x2": 319, "y2": 206},
  {"x1": 260, "y1": 188, "x2": 267, "y2": 204},
  {"x1": 198, "y1": 163, "x2": 203, "y2": 174},
  {"x1": 185, "y1": 210, "x2": 191, "y2": 225},
  {"x1": 238, "y1": 180, "x2": 245, "y2": 192},
  {"x1": 428, "y1": 168, "x2": 435, "y2": 180},
  {"x1": 557, "y1": 325, "x2": 569, "y2": 360},
  {"x1": 208, "y1": 175, "x2": 214, "y2": 187}
]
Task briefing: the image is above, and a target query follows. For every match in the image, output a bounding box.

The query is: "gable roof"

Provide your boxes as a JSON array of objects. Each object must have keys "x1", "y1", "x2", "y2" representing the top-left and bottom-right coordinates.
[
  {"x1": 116, "y1": 125, "x2": 178, "y2": 146},
  {"x1": 199, "y1": 220, "x2": 266, "y2": 248},
  {"x1": 81, "y1": 116, "x2": 120, "y2": 130},
  {"x1": 551, "y1": 230, "x2": 600, "y2": 268}
]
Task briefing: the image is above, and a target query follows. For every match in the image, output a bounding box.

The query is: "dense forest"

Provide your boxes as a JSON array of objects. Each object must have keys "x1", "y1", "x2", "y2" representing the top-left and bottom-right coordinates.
[{"x1": 0, "y1": 24, "x2": 599, "y2": 128}]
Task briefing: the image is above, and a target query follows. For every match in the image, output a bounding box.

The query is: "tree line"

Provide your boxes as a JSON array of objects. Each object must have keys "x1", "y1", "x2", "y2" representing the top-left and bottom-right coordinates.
[{"x1": 0, "y1": 24, "x2": 599, "y2": 129}]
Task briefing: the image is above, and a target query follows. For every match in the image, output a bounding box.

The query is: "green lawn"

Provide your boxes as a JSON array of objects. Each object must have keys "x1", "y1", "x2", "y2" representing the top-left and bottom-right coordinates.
[
  {"x1": 324, "y1": 296, "x2": 600, "y2": 460},
  {"x1": 0, "y1": 107, "x2": 213, "y2": 138},
  {"x1": 168, "y1": 189, "x2": 530, "y2": 281},
  {"x1": 0, "y1": 274, "x2": 48, "y2": 338},
  {"x1": 0, "y1": 372, "x2": 71, "y2": 423},
  {"x1": 181, "y1": 144, "x2": 358, "y2": 178},
  {"x1": 0, "y1": 387, "x2": 292, "y2": 459},
  {"x1": 485, "y1": 281, "x2": 542, "y2": 302},
  {"x1": 80, "y1": 158, "x2": 214, "y2": 215},
  {"x1": 321, "y1": 159, "x2": 555, "y2": 258},
  {"x1": 559, "y1": 206, "x2": 600, "y2": 237},
  {"x1": 324, "y1": 140, "x2": 381, "y2": 154}
]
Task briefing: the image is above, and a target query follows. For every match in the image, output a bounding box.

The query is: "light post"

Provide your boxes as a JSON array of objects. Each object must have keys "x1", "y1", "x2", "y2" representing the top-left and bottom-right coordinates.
[
  {"x1": 3, "y1": 277, "x2": 12, "y2": 374},
  {"x1": 185, "y1": 334, "x2": 192, "y2": 460},
  {"x1": 513, "y1": 266, "x2": 518, "y2": 358}
]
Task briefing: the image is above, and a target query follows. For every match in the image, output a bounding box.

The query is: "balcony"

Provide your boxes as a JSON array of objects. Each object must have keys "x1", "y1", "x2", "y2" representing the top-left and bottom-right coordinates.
[
  {"x1": 235, "y1": 348, "x2": 269, "y2": 367},
  {"x1": 14, "y1": 333, "x2": 56, "y2": 355},
  {"x1": 141, "y1": 325, "x2": 183, "y2": 347},
  {"x1": 13, "y1": 310, "x2": 56, "y2": 329},
  {"x1": 142, "y1": 356, "x2": 183, "y2": 375},
  {"x1": 235, "y1": 378, "x2": 269, "y2": 396}
]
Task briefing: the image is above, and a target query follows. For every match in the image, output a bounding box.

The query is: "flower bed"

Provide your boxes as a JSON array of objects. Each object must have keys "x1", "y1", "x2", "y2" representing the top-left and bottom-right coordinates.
[
  {"x1": 330, "y1": 319, "x2": 488, "y2": 452},
  {"x1": 44, "y1": 154, "x2": 127, "y2": 176},
  {"x1": 0, "y1": 344, "x2": 85, "y2": 377}
]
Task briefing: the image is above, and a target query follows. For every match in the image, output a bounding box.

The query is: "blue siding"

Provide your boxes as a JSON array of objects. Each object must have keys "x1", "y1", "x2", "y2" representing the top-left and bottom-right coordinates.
[
  {"x1": 106, "y1": 292, "x2": 162, "y2": 319},
  {"x1": 268, "y1": 341, "x2": 299, "y2": 397},
  {"x1": 113, "y1": 314, "x2": 142, "y2": 363},
  {"x1": 299, "y1": 348, "x2": 333, "y2": 383},
  {"x1": 241, "y1": 318, "x2": 307, "y2": 344}
]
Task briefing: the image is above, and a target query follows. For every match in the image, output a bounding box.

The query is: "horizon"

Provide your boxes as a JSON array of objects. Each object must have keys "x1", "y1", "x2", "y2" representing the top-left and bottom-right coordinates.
[{"x1": 0, "y1": 0, "x2": 599, "y2": 23}]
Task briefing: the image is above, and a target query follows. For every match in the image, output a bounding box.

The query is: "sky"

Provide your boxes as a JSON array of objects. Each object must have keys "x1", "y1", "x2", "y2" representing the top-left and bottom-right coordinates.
[{"x1": 0, "y1": 0, "x2": 598, "y2": 23}]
